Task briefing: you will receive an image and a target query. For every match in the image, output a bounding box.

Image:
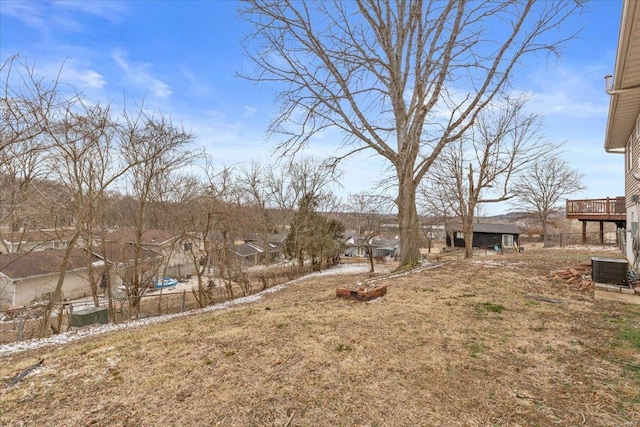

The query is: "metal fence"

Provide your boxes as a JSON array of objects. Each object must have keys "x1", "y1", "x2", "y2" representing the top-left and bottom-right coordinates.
[
  {"x1": 0, "y1": 264, "x2": 314, "y2": 345},
  {"x1": 534, "y1": 231, "x2": 620, "y2": 248}
]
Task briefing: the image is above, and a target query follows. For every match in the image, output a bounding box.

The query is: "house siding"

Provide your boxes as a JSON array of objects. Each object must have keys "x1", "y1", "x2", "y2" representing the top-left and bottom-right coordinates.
[
  {"x1": 1, "y1": 270, "x2": 91, "y2": 309},
  {"x1": 626, "y1": 113, "x2": 640, "y2": 264},
  {"x1": 448, "y1": 232, "x2": 519, "y2": 249}
]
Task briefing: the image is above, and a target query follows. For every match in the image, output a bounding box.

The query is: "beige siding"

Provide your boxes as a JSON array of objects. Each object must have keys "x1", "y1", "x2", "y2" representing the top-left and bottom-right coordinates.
[
  {"x1": 0, "y1": 277, "x2": 12, "y2": 308},
  {"x1": 626, "y1": 113, "x2": 640, "y2": 264},
  {"x1": 8, "y1": 270, "x2": 92, "y2": 308},
  {"x1": 626, "y1": 114, "x2": 640, "y2": 204}
]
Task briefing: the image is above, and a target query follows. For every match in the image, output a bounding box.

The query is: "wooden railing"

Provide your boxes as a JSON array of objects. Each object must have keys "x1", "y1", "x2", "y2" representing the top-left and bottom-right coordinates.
[{"x1": 565, "y1": 197, "x2": 626, "y2": 219}]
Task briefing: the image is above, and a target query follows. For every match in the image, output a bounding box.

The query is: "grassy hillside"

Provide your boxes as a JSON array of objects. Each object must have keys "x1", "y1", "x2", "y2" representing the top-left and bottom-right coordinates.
[{"x1": 1, "y1": 247, "x2": 639, "y2": 426}]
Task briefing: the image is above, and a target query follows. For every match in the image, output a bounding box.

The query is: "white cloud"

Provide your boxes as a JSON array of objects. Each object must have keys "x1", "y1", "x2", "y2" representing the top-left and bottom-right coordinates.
[
  {"x1": 0, "y1": 1, "x2": 48, "y2": 32},
  {"x1": 1, "y1": 0, "x2": 127, "y2": 35},
  {"x1": 58, "y1": 62, "x2": 106, "y2": 89},
  {"x1": 242, "y1": 105, "x2": 258, "y2": 118},
  {"x1": 112, "y1": 51, "x2": 172, "y2": 99},
  {"x1": 52, "y1": 1, "x2": 127, "y2": 22}
]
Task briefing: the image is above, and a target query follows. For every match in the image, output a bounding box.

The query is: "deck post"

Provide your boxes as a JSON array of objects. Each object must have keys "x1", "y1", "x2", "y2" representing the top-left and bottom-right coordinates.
[
  {"x1": 582, "y1": 221, "x2": 587, "y2": 244},
  {"x1": 600, "y1": 221, "x2": 604, "y2": 245}
]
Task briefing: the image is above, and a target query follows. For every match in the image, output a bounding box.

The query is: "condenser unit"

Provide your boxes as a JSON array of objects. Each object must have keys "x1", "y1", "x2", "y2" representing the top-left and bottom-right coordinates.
[{"x1": 591, "y1": 257, "x2": 628, "y2": 286}]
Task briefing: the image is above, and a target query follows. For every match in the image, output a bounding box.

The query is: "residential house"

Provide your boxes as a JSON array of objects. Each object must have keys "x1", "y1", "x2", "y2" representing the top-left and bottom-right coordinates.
[
  {"x1": 92, "y1": 241, "x2": 164, "y2": 291},
  {"x1": 0, "y1": 228, "x2": 83, "y2": 254},
  {"x1": 0, "y1": 248, "x2": 101, "y2": 309},
  {"x1": 447, "y1": 223, "x2": 520, "y2": 250},
  {"x1": 241, "y1": 233, "x2": 287, "y2": 262},
  {"x1": 230, "y1": 243, "x2": 263, "y2": 267},
  {"x1": 102, "y1": 228, "x2": 194, "y2": 277},
  {"x1": 604, "y1": 0, "x2": 640, "y2": 266},
  {"x1": 344, "y1": 232, "x2": 399, "y2": 258},
  {"x1": 344, "y1": 233, "x2": 367, "y2": 257}
]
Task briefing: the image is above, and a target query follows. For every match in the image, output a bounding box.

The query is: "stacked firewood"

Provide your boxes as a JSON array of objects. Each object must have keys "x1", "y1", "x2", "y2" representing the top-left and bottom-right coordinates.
[{"x1": 549, "y1": 261, "x2": 593, "y2": 290}]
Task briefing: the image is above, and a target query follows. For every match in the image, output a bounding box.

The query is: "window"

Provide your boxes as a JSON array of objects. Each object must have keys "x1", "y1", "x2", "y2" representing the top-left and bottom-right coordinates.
[
  {"x1": 502, "y1": 234, "x2": 513, "y2": 248},
  {"x1": 183, "y1": 242, "x2": 193, "y2": 252},
  {"x1": 456, "y1": 231, "x2": 464, "y2": 239}
]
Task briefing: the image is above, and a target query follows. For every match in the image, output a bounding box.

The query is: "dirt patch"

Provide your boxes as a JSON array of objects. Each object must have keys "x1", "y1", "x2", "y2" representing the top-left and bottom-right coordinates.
[{"x1": 1, "y1": 247, "x2": 639, "y2": 426}]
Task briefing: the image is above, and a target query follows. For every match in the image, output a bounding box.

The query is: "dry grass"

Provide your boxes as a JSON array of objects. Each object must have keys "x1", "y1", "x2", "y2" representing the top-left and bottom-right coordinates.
[{"x1": 2, "y1": 246, "x2": 640, "y2": 426}]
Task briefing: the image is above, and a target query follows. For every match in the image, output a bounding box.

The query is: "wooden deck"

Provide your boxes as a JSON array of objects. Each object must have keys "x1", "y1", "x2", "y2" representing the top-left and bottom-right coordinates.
[{"x1": 565, "y1": 197, "x2": 626, "y2": 222}]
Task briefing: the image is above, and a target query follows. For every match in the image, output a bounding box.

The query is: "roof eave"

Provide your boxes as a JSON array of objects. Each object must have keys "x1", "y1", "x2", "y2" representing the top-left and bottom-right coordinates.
[{"x1": 604, "y1": 0, "x2": 639, "y2": 153}]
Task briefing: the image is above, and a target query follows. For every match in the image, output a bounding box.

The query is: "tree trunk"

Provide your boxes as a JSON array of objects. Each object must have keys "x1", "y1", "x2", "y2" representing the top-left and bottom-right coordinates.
[
  {"x1": 463, "y1": 217, "x2": 474, "y2": 259},
  {"x1": 542, "y1": 215, "x2": 549, "y2": 248},
  {"x1": 39, "y1": 231, "x2": 81, "y2": 336},
  {"x1": 367, "y1": 246, "x2": 375, "y2": 273},
  {"x1": 396, "y1": 177, "x2": 421, "y2": 266}
]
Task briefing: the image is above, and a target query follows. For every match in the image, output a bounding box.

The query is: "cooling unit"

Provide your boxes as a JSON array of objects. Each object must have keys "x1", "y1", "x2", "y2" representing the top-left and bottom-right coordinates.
[{"x1": 591, "y1": 257, "x2": 628, "y2": 286}]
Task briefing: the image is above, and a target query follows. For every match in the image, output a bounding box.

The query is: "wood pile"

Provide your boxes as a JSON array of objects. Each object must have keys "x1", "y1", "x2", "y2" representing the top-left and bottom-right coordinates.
[{"x1": 550, "y1": 261, "x2": 593, "y2": 290}]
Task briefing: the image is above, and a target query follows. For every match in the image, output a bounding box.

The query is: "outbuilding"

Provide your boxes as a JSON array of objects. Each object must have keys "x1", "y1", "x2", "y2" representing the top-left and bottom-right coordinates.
[{"x1": 447, "y1": 223, "x2": 520, "y2": 250}]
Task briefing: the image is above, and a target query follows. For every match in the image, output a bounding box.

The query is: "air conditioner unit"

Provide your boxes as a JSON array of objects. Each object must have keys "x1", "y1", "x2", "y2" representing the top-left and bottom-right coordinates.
[{"x1": 591, "y1": 257, "x2": 628, "y2": 286}]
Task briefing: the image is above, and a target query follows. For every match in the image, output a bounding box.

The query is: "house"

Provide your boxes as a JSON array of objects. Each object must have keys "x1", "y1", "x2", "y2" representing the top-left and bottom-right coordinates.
[
  {"x1": 0, "y1": 228, "x2": 83, "y2": 254},
  {"x1": 370, "y1": 237, "x2": 399, "y2": 258},
  {"x1": 102, "y1": 228, "x2": 193, "y2": 276},
  {"x1": 344, "y1": 231, "x2": 367, "y2": 257},
  {"x1": 604, "y1": 0, "x2": 640, "y2": 266},
  {"x1": 241, "y1": 233, "x2": 287, "y2": 262},
  {"x1": 447, "y1": 223, "x2": 520, "y2": 250},
  {"x1": 92, "y1": 241, "x2": 164, "y2": 291},
  {"x1": 343, "y1": 232, "x2": 399, "y2": 258},
  {"x1": 229, "y1": 243, "x2": 263, "y2": 267},
  {"x1": 0, "y1": 248, "x2": 101, "y2": 309}
]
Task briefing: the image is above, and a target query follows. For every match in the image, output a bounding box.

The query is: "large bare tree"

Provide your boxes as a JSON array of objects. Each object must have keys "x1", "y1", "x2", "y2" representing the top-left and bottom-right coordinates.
[
  {"x1": 512, "y1": 155, "x2": 585, "y2": 247},
  {"x1": 241, "y1": 0, "x2": 582, "y2": 265}
]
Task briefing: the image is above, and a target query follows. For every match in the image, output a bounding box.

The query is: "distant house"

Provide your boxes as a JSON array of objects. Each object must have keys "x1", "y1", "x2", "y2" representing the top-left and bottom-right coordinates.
[
  {"x1": 447, "y1": 223, "x2": 520, "y2": 249},
  {"x1": 0, "y1": 228, "x2": 83, "y2": 254},
  {"x1": 241, "y1": 233, "x2": 287, "y2": 262},
  {"x1": 0, "y1": 248, "x2": 101, "y2": 309},
  {"x1": 229, "y1": 243, "x2": 263, "y2": 267},
  {"x1": 344, "y1": 234, "x2": 367, "y2": 257},
  {"x1": 102, "y1": 228, "x2": 193, "y2": 276},
  {"x1": 92, "y1": 241, "x2": 164, "y2": 290},
  {"x1": 344, "y1": 233, "x2": 399, "y2": 258}
]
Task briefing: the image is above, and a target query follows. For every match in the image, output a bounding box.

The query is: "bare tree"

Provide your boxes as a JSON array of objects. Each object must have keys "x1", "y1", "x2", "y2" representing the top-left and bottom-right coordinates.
[
  {"x1": 346, "y1": 192, "x2": 385, "y2": 272},
  {"x1": 237, "y1": 161, "x2": 278, "y2": 264},
  {"x1": 0, "y1": 56, "x2": 61, "y2": 235},
  {"x1": 197, "y1": 165, "x2": 250, "y2": 299},
  {"x1": 240, "y1": 0, "x2": 582, "y2": 266},
  {"x1": 37, "y1": 99, "x2": 124, "y2": 335},
  {"x1": 512, "y1": 155, "x2": 585, "y2": 247},
  {"x1": 423, "y1": 95, "x2": 551, "y2": 258},
  {"x1": 418, "y1": 182, "x2": 456, "y2": 252},
  {"x1": 119, "y1": 107, "x2": 195, "y2": 316}
]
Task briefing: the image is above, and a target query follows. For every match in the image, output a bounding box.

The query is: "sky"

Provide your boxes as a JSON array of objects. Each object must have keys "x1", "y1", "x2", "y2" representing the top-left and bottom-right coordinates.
[{"x1": 0, "y1": 0, "x2": 627, "y2": 215}]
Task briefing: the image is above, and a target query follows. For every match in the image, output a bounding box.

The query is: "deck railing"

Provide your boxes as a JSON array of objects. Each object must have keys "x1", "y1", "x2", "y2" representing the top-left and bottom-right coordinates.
[{"x1": 565, "y1": 197, "x2": 626, "y2": 218}]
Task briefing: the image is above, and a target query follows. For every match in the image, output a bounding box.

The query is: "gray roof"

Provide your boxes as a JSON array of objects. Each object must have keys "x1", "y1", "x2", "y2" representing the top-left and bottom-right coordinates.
[
  {"x1": 0, "y1": 248, "x2": 98, "y2": 280},
  {"x1": 471, "y1": 223, "x2": 520, "y2": 235},
  {"x1": 231, "y1": 244, "x2": 262, "y2": 257}
]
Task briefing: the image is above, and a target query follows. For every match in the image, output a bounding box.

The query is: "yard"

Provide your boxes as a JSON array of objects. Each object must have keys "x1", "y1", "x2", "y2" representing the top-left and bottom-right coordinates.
[{"x1": 1, "y1": 246, "x2": 639, "y2": 426}]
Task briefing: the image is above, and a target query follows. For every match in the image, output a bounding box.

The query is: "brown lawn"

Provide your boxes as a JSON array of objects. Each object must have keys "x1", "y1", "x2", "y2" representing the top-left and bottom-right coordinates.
[{"x1": 1, "y1": 246, "x2": 639, "y2": 426}]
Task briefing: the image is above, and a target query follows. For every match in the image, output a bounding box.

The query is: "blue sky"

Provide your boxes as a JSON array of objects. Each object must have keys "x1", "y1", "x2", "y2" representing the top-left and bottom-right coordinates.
[{"x1": 0, "y1": 1, "x2": 626, "y2": 214}]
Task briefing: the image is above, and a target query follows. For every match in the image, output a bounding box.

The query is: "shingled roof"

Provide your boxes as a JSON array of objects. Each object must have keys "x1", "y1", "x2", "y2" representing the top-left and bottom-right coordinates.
[
  {"x1": 103, "y1": 228, "x2": 176, "y2": 246},
  {"x1": 92, "y1": 242, "x2": 162, "y2": 264},
  {"x1": 0, "y1": 248, "x2": 98, "y2": 280}
]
